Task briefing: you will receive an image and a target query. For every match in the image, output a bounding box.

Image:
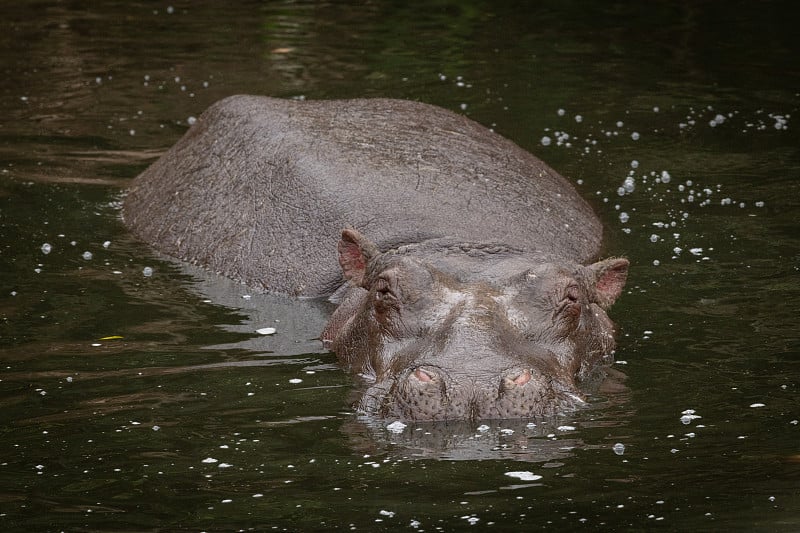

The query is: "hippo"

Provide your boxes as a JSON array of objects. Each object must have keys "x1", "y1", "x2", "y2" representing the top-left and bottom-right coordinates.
[{"x1": 123, "y1": 95, "x2": 628, "y2": 422}]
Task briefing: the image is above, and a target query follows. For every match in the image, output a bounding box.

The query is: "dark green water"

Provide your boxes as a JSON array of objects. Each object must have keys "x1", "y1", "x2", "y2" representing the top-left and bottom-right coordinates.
[{"x1": 2, "y1": 1, "x2": 799, "y2": 531}]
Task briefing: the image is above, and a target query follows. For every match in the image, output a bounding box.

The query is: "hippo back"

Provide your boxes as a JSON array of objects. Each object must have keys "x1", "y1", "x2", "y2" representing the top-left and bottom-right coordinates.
[{"x1": 123, "y1": 95, "x2": 602, "y2": 296}]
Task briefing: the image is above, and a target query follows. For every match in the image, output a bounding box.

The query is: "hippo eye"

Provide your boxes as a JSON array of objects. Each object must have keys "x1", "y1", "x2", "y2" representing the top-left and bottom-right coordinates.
[
  {"x1": 564, "y1": 285, "x2": 579, "y2": 303},
  {"x1": 374, "y1": 277, "x2": 395, "y2": 297},
  {"x1": 373, "y1": 277, "x2": 399, "y2": 312},
  {"x1": 556, "y1": 284, "x2": 581, "y2": 324}
]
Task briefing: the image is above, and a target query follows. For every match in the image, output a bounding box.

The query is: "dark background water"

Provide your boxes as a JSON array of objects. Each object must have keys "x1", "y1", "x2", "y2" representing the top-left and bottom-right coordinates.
[{"x1": 1, "y1": 1, "x2": 799, "y2": 531}]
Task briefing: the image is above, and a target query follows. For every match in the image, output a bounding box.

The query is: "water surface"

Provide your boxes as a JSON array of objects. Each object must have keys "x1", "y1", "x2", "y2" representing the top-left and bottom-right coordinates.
[{"x1": 1, "y1": 1, "x2": 799, "y2": 531}]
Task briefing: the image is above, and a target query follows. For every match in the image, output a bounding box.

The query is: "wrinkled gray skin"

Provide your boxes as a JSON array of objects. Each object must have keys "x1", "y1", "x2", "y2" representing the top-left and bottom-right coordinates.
[{"x1": 124, "y1": 95, "x2": 628, "y2": 422}]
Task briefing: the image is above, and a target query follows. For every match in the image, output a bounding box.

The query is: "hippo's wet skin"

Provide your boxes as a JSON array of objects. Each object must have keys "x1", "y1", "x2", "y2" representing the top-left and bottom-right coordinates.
[
  {"x1": 322, "y1": 230, "x2": 627, "y2": 421},
  {"x1": 123, "y1": 95, "x2": 628, "y2": 422}
]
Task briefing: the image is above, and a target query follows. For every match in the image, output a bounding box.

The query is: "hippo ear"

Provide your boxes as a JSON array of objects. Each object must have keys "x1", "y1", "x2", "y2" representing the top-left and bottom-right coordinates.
[
  {"x1": 587, "y1": 258, "x2": 629, "y2": 309},
  {"x1": 337, "y1": 228, "x2": 379, "y2": 287}
]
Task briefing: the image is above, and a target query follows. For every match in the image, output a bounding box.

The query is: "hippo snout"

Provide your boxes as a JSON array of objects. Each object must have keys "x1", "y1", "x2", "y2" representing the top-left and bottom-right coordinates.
[{"x1": 377, "y1": 364, "x2": 578, "y2": 422}]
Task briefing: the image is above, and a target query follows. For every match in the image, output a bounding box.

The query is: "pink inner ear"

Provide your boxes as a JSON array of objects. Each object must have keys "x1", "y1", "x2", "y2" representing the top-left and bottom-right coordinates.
[
  {"x1": 597, "y1": 268, "x2": 625, "y2": 294},
  {"x1": 594, "y1": 259, "x2": 629, "y2": 308},
  {"x1": 338, "y1": 236, "x2": 367, "y2": 284}
]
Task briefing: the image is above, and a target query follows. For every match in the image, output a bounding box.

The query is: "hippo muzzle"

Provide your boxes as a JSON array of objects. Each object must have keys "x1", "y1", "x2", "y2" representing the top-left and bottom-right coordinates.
[{"x1": 366, "y1": 363, "x2": 585, "y2": 421}]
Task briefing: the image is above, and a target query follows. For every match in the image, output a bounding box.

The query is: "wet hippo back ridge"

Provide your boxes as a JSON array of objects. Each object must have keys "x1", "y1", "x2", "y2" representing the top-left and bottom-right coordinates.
[{"x1": 123, "y1": 95, "x2": 601, "y2": 297}]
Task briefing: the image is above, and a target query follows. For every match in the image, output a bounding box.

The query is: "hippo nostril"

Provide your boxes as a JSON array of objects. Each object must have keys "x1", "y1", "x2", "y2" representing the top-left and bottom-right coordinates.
[
  {"x1": 412, "y1": 367, "x2": 435, "y2": 383},
  {"x1": 514, "y1": 369, "x2": 532, "y2": 386},
  {"x1": 505, "y1": 368, "x2": 532, "y2": 387}
]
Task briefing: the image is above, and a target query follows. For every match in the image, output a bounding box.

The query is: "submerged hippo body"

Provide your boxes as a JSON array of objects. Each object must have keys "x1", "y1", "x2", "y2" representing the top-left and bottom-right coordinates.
[{"x1": 124, "y1": 95, "x2": 628, "y2": 422}]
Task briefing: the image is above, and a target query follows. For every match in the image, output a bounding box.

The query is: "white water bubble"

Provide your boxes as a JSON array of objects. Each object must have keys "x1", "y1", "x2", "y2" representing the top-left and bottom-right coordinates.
[
  {"x1": 623, "y1": 176, "x2": 635, "y2": 193},
  {"x1": 102, "y1": 240, "x2": 111, "y2": 248},
  {"x1": 680, "y1": 413, "x2": 702, "y2": 425},
  {"x1": 82, "y1": 251, "x2": 93, "y2": 260},
  {"x1": 202, "y1": 457, "x2": 219, "y2": 464},
  {"x1": 631, "y1": 131, "x2": 640, "y2": 140},
  {"x1": 41, "y1": 243, "x2": 52, "y2": 254},
  {"x1": 386, "y1": 421, "x2": 407, "y2": 433},
  {"x1": 557, "y1": 108, "x2": 565, "y2": 116},
  {"x1": 505, "y1": 471, "x2": 542, "y2": 481},
  {"x1": 187, "y1": 116, "x2": 197, "y2": 125},
  {"x1": 649, "y1": 234, "x2": 659, "y2": 243},
  {"x1": 574, "y1": 114, "x2": 583, "y2": 123},
  {"x1": 256, "y1": 327, "x2": 277, "y2": 335},
  {"x1": 660, "y1": 170, "x2": 671, "y2": 183},
  {"x1": 612, "y1": 443, "x2": 625, "y2": 455},
  {"x1": 619, "y1": 212, "x2": 630, "y2": 223},
  {"x1": 630, "y1": 159, "x2": 639, "y2": 169},
  {"x1": 288, "y1": 378, "x2": 303, "y2": 384},
  {"x1": 541, "y1": 136, "x2": 551, "y2": 146},
  {"x1": 142, "y1": 266, "x2": 154, "y2": 277}
]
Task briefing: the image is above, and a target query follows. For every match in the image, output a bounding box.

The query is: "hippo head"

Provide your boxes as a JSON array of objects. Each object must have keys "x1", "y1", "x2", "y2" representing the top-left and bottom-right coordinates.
[{"x1": 322, "y1": 229, "x2": 628, "y2": 422}]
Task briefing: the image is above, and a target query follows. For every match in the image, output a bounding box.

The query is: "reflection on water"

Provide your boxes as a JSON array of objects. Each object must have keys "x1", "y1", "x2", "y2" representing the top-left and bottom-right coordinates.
[
  {"x1": 1, "y1": 1, "x2": 799, "y2": 531},
  {"x1": 346, "y1": 417, "x2": 593, "y2": 463}
]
